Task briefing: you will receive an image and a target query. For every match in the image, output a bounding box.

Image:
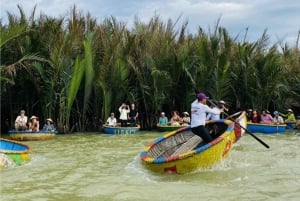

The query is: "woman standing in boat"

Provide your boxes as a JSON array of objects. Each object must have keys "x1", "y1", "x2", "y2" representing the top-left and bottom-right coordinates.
[{"x1": 191, "y1": 93, "x2": 223, "y2": 143}]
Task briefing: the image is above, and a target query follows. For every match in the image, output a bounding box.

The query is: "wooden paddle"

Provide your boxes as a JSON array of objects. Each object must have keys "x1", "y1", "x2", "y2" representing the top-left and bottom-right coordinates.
[{"x1": 207, "y1": 99, "x2": 270, "y2": 149}]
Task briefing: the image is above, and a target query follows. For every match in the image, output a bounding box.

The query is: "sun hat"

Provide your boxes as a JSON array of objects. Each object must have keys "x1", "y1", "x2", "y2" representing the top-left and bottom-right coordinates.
[
  {"x1": 287, "y1": 109, "x2": 293, "y2": 113},
  {"x1": 219, "y1": 100, "x2": 225, "y2": 104},
  {"x1": 46, "y1": 118, "x2": 53, "y2": 123},
  {"x1": 197, "y1": 92, "x2": 209, "y2": 100},
  {"x1": 183, "y1": 111, "x2": 189, "y2": 116},
  {"x1": 161, "y1": 112, "x2": 165, "y2": 115},
  {"x1": 30, "y1": 115, "x2": 38, "y2": 120},
  {"x1": 273, "y1": 111, "x2": 279, "y2": 115}
]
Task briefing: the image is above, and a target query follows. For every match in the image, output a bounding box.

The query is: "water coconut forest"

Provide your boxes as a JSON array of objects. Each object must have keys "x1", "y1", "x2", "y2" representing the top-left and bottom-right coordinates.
[{"x1": 1, "y1": 6, "x2": 300, "y2": 133}]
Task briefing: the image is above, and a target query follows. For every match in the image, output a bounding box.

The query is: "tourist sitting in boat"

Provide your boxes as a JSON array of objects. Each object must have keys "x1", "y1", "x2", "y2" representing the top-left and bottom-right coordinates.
[
  {"x1": 218, "y1": 100, "x2": 228, "y2": 119},
  {"x1": 170, "y1": 110, "x2": 182, "y2": 125},
  {"x1": 273, "y1": 111, "x2": 284, "y2": 125},
  {"x1": 119, "y1": 103, "x2": 130, "y2": 127},
  {"x1": 206, "y1": 104, "x2": 220, "y2": 120},
  {"x1": 280, "y1": 109, "x2": 296, "y2": 123},
  {"x1": 14, "y1": 110, "x2": 28, "y2": 131},
  {"x1": 246, "y1": 109, "x2": 253, "y2": 121},
  {"x1": 250, "y1": 109, "x2": 260, "y2": 123},
  {"x1": 129, "y1": 103, "x2": 139, "y2": 127},
  {"x1": 42, "y1": 118, "x2": 56, "y2": 131},
  {"x1": 28, "y1": 116, "x2": 40, "y2": 132},
  {"x1": 158, "y1": 112, "x2": 168, "y2": 126},
  {"x1": 260, "y1": 110, "x2": 273, "y2": 124},
  {"x1": 106, "y1": 113, "x2": 117, "y2": 127},
  {"x1": 182, "y1": 112, "x2": 190, "y2": 125}
]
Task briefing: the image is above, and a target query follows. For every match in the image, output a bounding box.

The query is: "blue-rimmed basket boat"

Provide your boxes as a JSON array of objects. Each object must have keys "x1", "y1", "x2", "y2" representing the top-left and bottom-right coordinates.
[
  {"x1": 247, "y1": 122, "x2": 286, "y2": 134},
  {"x1": 0, "y1": 138, "x2": 31, "y2": 168},
  {"x1": 103, "y1": 124, "x2": 140, "y2": 134},
  {"x1": 140, "y1": 112, "x2": 247, "y2": 174},
  {"x1": 9, "y1": 130, "x2": 57, "y2": 141}
]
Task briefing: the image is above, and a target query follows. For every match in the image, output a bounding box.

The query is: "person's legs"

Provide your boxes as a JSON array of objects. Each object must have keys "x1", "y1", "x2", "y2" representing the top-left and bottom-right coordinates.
[
  {"x1": 191, "y1": 125, "x2": 212, "y2": 143},
  {"x1": 130, "y1": 117, "x2": 136, "y2": 127},
  {"x1": 121, "y1": 119, "x2": 127, "y2": 127}
]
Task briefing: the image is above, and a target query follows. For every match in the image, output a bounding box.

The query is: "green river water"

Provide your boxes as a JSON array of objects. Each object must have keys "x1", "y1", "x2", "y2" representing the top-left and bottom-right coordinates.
[{"x1": 1, "y1": 130, "x2": 299, "y2": 201}]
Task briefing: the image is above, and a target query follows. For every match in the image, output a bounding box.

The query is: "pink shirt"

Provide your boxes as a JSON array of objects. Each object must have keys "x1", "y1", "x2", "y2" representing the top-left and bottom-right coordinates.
[{"x1": 260, "y1": 114, "x2": 273, "y2": 124}]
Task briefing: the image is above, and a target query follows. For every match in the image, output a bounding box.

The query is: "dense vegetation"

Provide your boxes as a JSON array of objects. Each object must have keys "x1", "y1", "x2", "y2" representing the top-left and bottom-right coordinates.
[{"x1": 1, "y1": 6, "x2": 300, "y2": 133}]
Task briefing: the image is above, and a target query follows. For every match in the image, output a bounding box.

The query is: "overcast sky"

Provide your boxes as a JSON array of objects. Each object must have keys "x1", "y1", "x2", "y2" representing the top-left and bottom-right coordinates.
[{"x1": 1, "y1": 0, "x2": 300, "y2": 46}]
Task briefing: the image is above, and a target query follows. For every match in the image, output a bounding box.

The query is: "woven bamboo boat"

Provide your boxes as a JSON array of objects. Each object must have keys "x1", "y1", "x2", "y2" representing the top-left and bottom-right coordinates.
[
  {"x1": 0, "y1": 138, "x2": 31, "y2": 168},
  {"x1": 140, "y1": 112, "x2": 247, "y2": 174},
  {"x1": 103, "y1": 124, "x2": 140, "y2": 134},
  {"x1": 247, "y1": 122, "x2": 286, "y2": 134},
  {"x1": 9, "y1": 130, "x2": 57, "y2": 141}
]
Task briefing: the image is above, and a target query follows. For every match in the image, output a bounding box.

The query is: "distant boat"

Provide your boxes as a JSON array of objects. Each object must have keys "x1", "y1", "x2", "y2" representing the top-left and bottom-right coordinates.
[
  {"x1": 102, "y1": 124, "x2": 140, "y2": 134},
  {"x1": 285, "y1": 121, "x2": 299, "y2": 130},
  {"x1": 140, "y1": 112, "x2": 247, "y2": 174},
  {"x1": 9, "y1": 130, "x2": 57, "y2": 141},
  {"x1": 0, "y1": 138, "x2": 31, "y2": 169},
  {"x1": 156, "y1": 124, "x2": 187, "y2": 132},
  {"x1": 247, "y1": 122, "x2": 286, "y2": 134}
]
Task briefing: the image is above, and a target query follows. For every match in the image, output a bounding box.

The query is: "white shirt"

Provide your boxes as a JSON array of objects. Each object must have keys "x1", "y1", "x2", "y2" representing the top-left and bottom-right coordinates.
[
  {"x1": 206, "y1": 106, "x2": 220, "y2": 120},
  {"x1": 191, "y1": 100, "x2": 220, "y2": 128},
  {"x1": 106, "y1": 117, "x2": 117, "y2": 126},
  {"x1": 119, "y1": 106, "x2": 129, "y2": 120},
  {"x1": 273, "y1": 116, "x2": 284, "y2": 124},
  {"x1": 15, "y1": 115, "x2": 28, "y2": 125}
]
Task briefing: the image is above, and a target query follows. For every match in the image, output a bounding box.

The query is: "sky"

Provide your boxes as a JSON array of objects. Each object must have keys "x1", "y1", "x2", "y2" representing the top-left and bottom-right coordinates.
[{"x1": 1, "y1": 0, "x2": 300, "y2": 46}]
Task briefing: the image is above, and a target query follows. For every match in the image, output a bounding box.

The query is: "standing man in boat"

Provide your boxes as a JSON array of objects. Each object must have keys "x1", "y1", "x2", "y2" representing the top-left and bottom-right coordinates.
[
  {"x1": 129, "y1": 103, "x2": 139, "y2": 127},
  {"x1": 15, "y1": 110, "x2": 28, "y2": 131},
  {"x1": 191, "y1": 92, "x2": 224, "y2": 143}
]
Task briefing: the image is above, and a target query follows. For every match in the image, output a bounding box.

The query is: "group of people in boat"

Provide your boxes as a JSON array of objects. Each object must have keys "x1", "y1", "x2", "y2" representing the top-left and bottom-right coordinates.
[
  {"x1": 14, "y1": 110, "x2": 56, "y2": 132},
  {"x1": 158, "y1": 110, "x2": 191, "y2": 126},
  {"x1": 246, "y1": 108, "x2": 296, "y2": 125},
  {"x1": 105, "y1": 103, "x2": 139, "y2": 127},
  {"x1": 158, "y1": 98, "x2": 229, "y2": 128}
]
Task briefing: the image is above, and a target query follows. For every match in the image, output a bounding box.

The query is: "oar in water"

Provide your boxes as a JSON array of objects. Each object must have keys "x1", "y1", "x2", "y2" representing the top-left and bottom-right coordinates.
[{"x1": 207, "y1": 99, "x2": 270, "y2": 149}]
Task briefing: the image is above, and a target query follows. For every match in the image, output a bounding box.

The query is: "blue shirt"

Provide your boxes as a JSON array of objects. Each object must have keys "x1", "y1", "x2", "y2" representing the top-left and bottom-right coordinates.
[{"x1": 159, "y1": 117, "x2": 168, "y2": 125}]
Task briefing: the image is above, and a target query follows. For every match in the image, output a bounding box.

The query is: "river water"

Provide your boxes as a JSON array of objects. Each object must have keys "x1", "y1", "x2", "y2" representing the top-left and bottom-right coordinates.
[{"x1": 1, "y1": 130, "x2": 299, "y2": 201}]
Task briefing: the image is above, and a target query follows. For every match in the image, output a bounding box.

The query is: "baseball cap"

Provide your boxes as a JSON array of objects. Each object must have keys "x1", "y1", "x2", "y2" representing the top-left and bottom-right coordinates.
[{"x1": 197, "y1": 93, "x2": 209, "y2": 100}]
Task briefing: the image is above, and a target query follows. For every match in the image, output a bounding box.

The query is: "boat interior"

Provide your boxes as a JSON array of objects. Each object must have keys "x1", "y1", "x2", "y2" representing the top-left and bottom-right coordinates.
[{"x1": 147, "y1": 122, "x2": 229, "y2": 158}]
